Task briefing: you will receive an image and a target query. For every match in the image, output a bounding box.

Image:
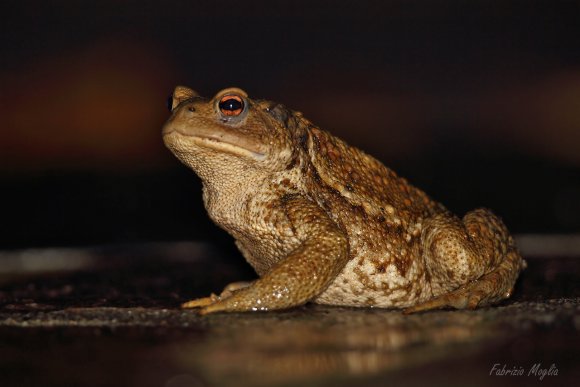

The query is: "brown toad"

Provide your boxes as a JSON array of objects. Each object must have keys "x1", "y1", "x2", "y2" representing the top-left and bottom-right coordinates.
[{"x1": 162, "y1": 86, "x2": 525, "y2": 314}]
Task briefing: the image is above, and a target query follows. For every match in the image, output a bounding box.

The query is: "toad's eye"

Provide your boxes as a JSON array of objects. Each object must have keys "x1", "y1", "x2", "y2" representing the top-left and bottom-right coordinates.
[{"x1": 218, "y1": 95, "x2": 244, "y2": 116}]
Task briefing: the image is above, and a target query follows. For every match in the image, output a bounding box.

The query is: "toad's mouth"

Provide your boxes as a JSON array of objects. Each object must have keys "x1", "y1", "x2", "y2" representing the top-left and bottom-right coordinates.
[{"x1": 163, "y1": 127, "x2": 266, "y2": 160}]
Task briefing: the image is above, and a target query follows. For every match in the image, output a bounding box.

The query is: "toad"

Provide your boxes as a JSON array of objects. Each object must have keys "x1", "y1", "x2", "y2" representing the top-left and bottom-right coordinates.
[{"x1": 162, "y1": 86, "x2": 525, "y2": 314}]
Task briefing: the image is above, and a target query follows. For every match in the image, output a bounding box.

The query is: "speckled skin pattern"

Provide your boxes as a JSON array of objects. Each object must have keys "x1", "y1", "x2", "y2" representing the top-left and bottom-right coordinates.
[{"x1": 162, "y1": 86, "x2": 526, "y2": 314}]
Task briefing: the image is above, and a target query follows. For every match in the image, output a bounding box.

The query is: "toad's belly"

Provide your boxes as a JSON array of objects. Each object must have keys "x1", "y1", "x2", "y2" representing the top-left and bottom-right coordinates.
[{"x1": 313, "y1": 253, "x2": 434, "y2": 308}]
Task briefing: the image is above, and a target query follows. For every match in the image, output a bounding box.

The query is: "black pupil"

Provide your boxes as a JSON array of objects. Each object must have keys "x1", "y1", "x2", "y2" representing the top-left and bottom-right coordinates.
[{"x1": 219, "y1": 98, "x2": 243, "y2": 111}]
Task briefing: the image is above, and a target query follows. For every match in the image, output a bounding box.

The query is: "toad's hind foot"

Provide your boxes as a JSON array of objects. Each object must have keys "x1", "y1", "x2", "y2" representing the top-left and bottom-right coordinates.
[
  {"x1": 404, "y1": 249, "x2": 524, "y2": 314},
  {"x1": 403, "y1": 284, "x2": 490, "y2": 314}
]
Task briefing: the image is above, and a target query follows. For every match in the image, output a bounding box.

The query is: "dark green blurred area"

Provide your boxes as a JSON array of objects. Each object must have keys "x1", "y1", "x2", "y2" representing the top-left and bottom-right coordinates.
[{"x1": 1, "y1": 0, "x2": 579, "y2": 248}]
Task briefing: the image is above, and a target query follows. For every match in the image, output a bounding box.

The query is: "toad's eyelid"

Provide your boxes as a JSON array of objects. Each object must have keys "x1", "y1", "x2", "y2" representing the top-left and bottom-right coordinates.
[{"x1": 220, "y1": 95, "x2": 243, "y2": 102}]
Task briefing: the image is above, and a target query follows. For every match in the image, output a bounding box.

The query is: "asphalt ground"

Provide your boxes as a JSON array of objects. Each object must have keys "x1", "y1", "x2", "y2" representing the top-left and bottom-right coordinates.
[{"x1": 0, "y1": 242, "x2": 578, "y2": 387}]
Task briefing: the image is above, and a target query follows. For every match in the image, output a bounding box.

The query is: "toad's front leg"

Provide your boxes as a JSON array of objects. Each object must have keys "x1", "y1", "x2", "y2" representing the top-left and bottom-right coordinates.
[{"x1": 182, "y1": 196, "x2": 350, "y2": 314}]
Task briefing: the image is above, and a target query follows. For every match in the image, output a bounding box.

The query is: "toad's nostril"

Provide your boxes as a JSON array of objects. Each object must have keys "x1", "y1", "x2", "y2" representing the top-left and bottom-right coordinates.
[
  {"x1": 166, "y1": 95, "x2": 173, "y2": 111},
  {"x1": 188, "y1": 105, "x2": 196, "y2": 112}
]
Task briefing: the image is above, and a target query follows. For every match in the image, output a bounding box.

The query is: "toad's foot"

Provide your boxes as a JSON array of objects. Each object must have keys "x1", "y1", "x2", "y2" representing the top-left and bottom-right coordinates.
[
  {"x1": 181, "y1": 281, "x2": 252, "y2": 309},
  {"x1": 181, "y1": 294, "x2": 217, "y2": 309},
  {"x1": 404, "y1": 249, "x2": 525, "y2": 314}
]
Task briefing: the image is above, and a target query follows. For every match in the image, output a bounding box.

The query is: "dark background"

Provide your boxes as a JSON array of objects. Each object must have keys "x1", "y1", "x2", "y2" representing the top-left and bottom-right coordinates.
[{"x1": 1, "y1": 0, "x2": 579, "y2": 249}]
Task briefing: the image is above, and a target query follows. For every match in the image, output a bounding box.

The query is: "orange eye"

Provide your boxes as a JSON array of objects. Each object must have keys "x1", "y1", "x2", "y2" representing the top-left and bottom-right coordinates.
[{"x1": 218, "y1": 95, "x2": 244, "y2": 116}]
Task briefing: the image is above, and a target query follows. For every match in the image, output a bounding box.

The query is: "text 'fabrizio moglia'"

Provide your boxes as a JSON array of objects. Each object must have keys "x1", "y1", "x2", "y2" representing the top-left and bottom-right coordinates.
[{"x1": 489, "y1": 363, "x2": 558, "y2": 381}]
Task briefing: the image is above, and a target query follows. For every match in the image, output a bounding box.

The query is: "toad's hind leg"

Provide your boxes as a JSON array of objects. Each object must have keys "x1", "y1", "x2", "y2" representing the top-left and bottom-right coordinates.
[{"x1": 404, "y1": 209, "x2": 525, "y2": 313}]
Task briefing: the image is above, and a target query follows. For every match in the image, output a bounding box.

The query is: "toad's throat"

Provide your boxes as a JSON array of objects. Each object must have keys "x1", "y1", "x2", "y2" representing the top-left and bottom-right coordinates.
[{"x1": 165, "y1": 128, "x2": 266, "y2": 160}]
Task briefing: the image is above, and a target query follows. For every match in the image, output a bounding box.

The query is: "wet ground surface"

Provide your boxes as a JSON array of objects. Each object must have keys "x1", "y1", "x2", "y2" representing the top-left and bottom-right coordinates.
[{"x1": 0, "y1": 242, "x2": 578, "y2": 387}]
